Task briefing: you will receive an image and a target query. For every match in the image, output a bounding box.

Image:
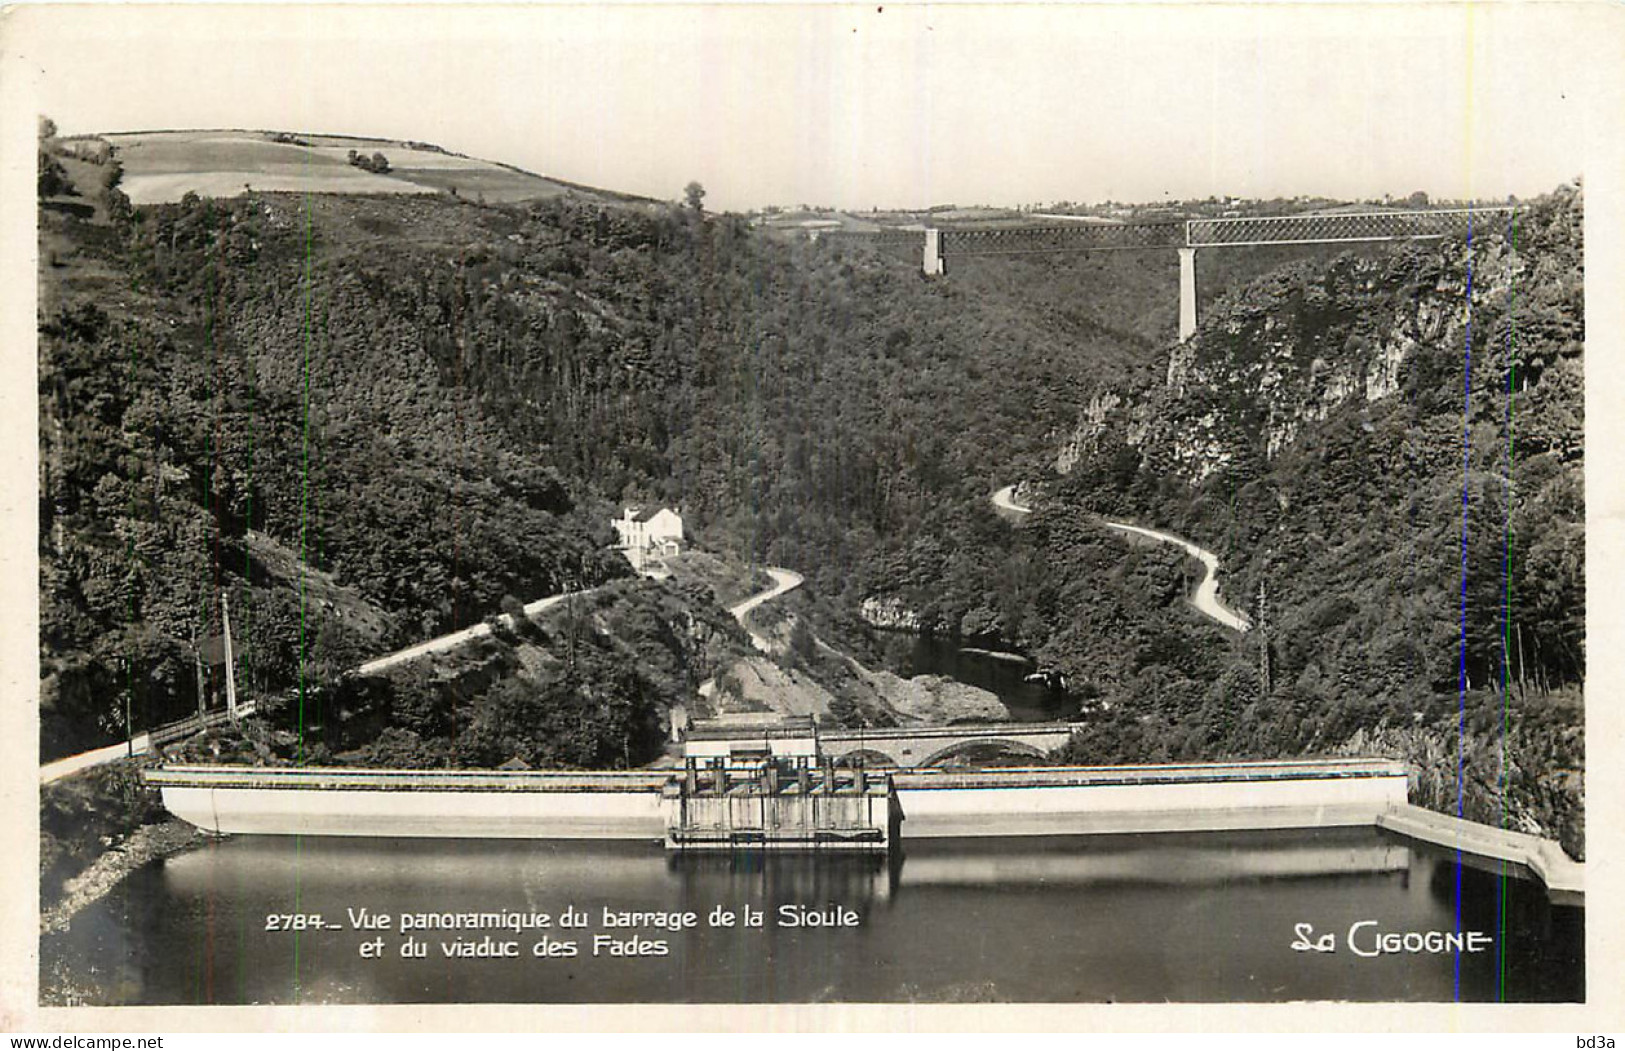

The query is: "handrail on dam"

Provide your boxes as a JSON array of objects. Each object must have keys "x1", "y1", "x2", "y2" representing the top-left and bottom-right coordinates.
[
  {"x1": 145, "y1": 765, "x2": 672, "y2": 793},
  {"x1": 893, "y1": 759, "x2": 1409, "y2": 790},
  {"x1": 147, "y1": 757, "x2": 1407, "y2": 793}
]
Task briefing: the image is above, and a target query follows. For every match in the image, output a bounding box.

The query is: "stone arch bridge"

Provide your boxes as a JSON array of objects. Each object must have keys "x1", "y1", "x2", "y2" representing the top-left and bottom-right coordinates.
[{"x1": 818, "y1": 722, "x2": 1079, "y2": 769}]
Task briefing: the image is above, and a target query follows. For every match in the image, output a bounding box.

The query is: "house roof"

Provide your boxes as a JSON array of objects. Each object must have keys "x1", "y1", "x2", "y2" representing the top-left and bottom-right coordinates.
[{"x1": 632, "y1": 506, "x2": 678, "y2": 523}]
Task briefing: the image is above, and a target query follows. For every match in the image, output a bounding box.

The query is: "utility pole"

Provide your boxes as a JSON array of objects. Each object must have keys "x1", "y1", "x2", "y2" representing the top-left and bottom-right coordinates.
[
  {"x1": 194, "y1": 616, "x2": 208, "y2": 721},
  {"x1": 1256, "y1": 579, "x2": 1272, "y2": 696},
  {"x1": 565, "y1": 572, "x2": 577, "y2": 676},
  {"x1": 222, "y1": 589, "x2": 239, "y2": 721}
]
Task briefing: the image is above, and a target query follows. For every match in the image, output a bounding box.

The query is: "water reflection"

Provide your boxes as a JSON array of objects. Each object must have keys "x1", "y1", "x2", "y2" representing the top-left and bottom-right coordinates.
[
  {"x1": 876, "y1": 635, "x2": 1076, "y2": 721},
  {"x1": 665, "y1": 850, "x2": 896, "y2": 905},
  {"x1": 43, "y1": 827, "x2": 1581, "y2": 1005},
  {"x1": 893, "y1": 829, "x2": 1410, "y2": 888}
]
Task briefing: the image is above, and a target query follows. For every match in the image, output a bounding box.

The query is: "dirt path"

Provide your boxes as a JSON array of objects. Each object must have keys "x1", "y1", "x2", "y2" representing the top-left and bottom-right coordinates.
[
  {"x1": 728, "y1": 568, "x2": 805, "y2": 651},
  {"x1": 696, "y1": 567, "x2": 807, "y2": 710},
  {"x1": 992, "y1": 484, "x2": 1033, "y2": 515},
  {"x1": 991, "y1": 483, "x2": 1249, "y2": 633},
  {"x1": 40, "y1": 735, "x2": 152, "y2": 786},
  {"x1": 1102, "y1": 521, "x2": 1252, "y2": 632},
  {"x1": 356, "y1": 589, "x2": 588, "y2": 676}
]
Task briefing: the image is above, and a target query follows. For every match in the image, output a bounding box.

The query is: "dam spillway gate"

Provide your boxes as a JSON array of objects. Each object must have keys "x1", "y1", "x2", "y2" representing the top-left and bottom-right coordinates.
[{"x1": 667, "y1": 719, "x2": 893, "y2": 853}]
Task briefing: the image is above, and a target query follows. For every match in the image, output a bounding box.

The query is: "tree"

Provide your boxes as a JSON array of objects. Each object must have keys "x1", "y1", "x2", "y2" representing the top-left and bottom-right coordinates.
[
  {"x1": 371, "y1": 152, "x2": 391, "y2": 174},
  {"x1": 37, "y1": 115, "x2": 70, "y2": 198},
  {"x1": 684, "y1": 181, "x2": 706, "y2": 213},
  {"x1": 38, "y1": 151, "x2": 70, "y2": 198}
]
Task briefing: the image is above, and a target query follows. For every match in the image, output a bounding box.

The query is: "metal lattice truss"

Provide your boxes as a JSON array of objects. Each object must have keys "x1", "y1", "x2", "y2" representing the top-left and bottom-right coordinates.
[
  {"x1": 810, "y1": 207, "x2": 1517, "y2": 261},
  {"x1": 943, "y1": 222, "x2": 1186, "y2": 256},
  {"x1": 1184, "y1": 208, "x2": 1516, "y2": 248},
  {"x1": 815, "y1": 229, "x2": 925, "y2": 249}
]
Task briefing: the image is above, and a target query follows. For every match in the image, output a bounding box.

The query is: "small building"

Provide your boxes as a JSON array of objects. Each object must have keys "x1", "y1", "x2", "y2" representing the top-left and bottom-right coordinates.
[
  {"x1": 612, "y1": 506, "x2": 683, "y2": 572},
  {"x1": 683, "y1": 715, "x2": 821, "y2": 769}
]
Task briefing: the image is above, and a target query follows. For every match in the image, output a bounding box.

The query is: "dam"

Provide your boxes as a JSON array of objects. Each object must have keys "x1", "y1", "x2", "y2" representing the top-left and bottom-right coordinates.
[
  {"x1": 101, "y1": 719, "x2": 1587, "y2": 1004},
  {"x1": 145, "y1": 757, "x2": 1410, "y2": 842},
  {"x1": 147, "y1": 716, "x2": 1413, "y2": 851},
  {"x1": 144, "y1": 715, "x2": 1583, "y2": 902}
]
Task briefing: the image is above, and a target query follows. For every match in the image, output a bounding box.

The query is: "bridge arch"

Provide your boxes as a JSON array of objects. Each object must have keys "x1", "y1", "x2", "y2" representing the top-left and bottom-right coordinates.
[
  {"x1": 917, "y1": 738, "x2": 1050, "y2": 769},
  {"x1": 828, "y1": 747, "x2": 899, "y2": 769}
]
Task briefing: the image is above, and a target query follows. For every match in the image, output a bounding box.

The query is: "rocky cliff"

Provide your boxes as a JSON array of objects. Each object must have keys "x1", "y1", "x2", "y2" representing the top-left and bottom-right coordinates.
[
  {"x1": 1058, "y1": 200, "x2": 1577, "y2": 487},
  {"x1": 1039, "y1": 185, "x2": 1585, "y2": 855}
]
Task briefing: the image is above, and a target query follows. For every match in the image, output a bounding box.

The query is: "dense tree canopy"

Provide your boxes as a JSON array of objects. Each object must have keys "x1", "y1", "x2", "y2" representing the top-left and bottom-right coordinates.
[{"x1": 39, "y1": 168, "x2": 1584, "y2": 854}]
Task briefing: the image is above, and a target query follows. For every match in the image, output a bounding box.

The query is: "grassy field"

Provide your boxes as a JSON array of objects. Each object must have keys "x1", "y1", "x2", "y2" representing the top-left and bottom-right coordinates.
[
  {"x1": 111, "y1": 134, "x2": 347, "y2": 173},
  {"x1": 386, "y1": 167, "x2": 579, "y2": 202},
  {"x1": 310, "y1": 145, "x2": 493, "y2": 170},
  {"x1": 99, "y1": 130, "x2": 634, "y2": 205},
  {"x1": 120, "y1": 170, "x2": 435, "y2": 204}
]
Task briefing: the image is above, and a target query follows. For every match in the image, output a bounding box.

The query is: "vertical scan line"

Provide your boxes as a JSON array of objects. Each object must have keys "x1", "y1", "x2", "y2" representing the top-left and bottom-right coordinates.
[
  {"x1": 293, "y1": 186, "x2": 315, "y2": 1002},
  {"x1": 1455, "y1": 6, "x2": 1476, "y2": 1003},
  {"x1": 238, "y1": 208, "x2": 260, "y2": 1007},
  {"x1": 200, "y1": 198, "x2": 220, "y2": 1004},
  {"x1": 1498, "y1": 206, "x2": 1518, "y2": 1001},
  {"x1": 1456, "y1": 205, "x2": 1474, "y2": 1005}
]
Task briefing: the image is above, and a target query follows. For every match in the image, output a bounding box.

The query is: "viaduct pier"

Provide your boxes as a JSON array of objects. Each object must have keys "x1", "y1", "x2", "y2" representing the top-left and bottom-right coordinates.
[{"x1": 824, "y1": 207, "x2": 1516, "y2": 341}]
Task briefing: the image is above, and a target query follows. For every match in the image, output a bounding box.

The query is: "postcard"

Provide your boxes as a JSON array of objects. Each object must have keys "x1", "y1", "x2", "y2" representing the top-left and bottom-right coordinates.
[{"x1": 4, "y1": 2, "x2": 1623, "y2": 1034}]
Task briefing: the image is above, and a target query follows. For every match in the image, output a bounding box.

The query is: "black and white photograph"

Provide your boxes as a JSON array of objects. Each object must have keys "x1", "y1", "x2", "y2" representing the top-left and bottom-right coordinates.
[{"x1": 5, "y1": 1, "x2": 1624, "y2": 1029}]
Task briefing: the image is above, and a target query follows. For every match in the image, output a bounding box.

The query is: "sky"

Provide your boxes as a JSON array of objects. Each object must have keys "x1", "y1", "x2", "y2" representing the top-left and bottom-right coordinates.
[{"x1": 3, "y1": 4, "x2": 1617, "y2": 212}]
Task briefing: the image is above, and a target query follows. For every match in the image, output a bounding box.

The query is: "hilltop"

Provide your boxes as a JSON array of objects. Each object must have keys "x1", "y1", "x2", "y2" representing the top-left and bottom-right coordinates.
[{"x1": 70, "y1": 129, "x2": 654, "y2": 206}]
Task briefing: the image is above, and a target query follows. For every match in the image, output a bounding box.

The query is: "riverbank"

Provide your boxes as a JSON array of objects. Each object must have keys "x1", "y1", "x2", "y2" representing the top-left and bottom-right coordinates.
[{"x1": 43, "y1": 818, "x2": 210, "y2": 933}]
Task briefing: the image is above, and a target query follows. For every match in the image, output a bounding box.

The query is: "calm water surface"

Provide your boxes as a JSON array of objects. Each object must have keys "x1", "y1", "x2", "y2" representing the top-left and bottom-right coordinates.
[
  {"x1": 44, "y1": 828, "x2": 1581, "y2": 1004},
  {"x1": 877, "y1": 634, "x2": 1076, "y2": 721}
]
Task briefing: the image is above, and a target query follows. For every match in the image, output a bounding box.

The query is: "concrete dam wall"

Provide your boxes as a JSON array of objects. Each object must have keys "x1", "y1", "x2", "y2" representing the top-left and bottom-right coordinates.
[
  {"x1": 891, "y1": 765, "x2": 1408, "y2": 838},
  {"x1": 152, "y1": 768, "x2": 670, "y2": 839},
  {"x1": 148, "y1": 760, "x2": 1407, "y2": 841}
]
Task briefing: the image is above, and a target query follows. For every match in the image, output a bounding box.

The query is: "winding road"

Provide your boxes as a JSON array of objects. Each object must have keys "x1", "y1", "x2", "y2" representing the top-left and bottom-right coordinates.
[
  {"x1": 356, "y1": 590, "x2": 587, "y2": 677},
  {"x1": 48, "y1": 566, "x2": 808, "y2": 781},
  {"x1": 729, "y1": 567, "x2": 805, "y2": 651},
  {"x1": 992, "y1": 484, "x2": 1033, "y2": 515},
  {"x1": 695, "y1": 566, "x2": 806, "y2": 707},
  {"x1": 40, "y1": 736, "x2": 152, "y2": 785},
  {"x1": 992, "y1": 484, "x2": 1251, "y2": 633},
  {"x1": 1101, "y1": 522, "x2": 1252, "y2": 632}
]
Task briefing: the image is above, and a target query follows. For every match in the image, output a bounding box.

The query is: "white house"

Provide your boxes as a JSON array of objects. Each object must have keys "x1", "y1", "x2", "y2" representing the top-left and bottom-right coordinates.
[{"x1": 612, "y1": 506, "x2": 684, "y2": 572}]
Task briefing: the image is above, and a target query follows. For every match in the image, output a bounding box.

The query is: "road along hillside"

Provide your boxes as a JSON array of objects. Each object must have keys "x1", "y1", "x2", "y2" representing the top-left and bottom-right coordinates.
[{"x1": 992, "y1": 485, "x2": 1250, "y2": 633}]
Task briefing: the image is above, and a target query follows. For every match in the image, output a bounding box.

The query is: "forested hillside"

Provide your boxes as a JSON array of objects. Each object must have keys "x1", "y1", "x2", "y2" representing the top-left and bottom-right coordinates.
[
  {"x1": 38, "y1": 129, "x2": 1584, "y2": 853},
  {"x1": 38, "y1": 154, "x2": 1173, "y2": 759},
  {"x1": 1026, "y1": 187, "x2": 1585, "y2": 853}
]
